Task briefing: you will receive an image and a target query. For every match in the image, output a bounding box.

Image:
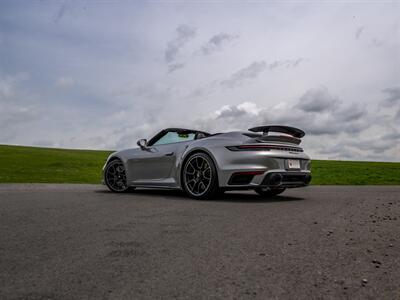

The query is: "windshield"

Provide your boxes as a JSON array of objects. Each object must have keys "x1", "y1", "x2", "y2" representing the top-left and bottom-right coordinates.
[{"x1": 153, "y1": 132, "x2": 195, "y2": 146}]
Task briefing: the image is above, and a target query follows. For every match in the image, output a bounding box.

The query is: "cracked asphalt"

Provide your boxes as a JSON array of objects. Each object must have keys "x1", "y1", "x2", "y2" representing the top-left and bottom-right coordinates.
[{"x1": 0, "y1": 184, "x2": 399, "y2": 299}]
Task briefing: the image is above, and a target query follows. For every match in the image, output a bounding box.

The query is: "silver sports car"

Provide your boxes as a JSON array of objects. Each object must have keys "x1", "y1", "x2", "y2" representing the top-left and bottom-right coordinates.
[{"x1": 102, "y1": 125, "x2": 311, "y2": 199}]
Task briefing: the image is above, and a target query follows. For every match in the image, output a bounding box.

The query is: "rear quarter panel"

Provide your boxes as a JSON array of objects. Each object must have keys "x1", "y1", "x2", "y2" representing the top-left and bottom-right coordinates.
[{"x1": 177, "y1": 134, "x2": 311, "y2": 188}]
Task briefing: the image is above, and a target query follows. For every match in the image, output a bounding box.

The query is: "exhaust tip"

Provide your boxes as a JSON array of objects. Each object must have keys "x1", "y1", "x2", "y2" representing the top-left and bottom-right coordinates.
[{"x1": 269, "y1": 173, "x2": 283, "y2": 186}]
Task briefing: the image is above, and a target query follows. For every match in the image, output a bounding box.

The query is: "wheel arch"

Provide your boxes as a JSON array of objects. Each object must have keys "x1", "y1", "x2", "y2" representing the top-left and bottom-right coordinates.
[
  {"x1": 105, "y1": 155, "x2": 126, "y2": 166},
  {"x1": 103, "y1": 155, "x2": 127, "y2": 177},
  {"x1": 107, "y1": 156, "x2": 121, "y2": 163},
  {"x1": 178, "y1": 148, "x2": 220, "y2": 189}
]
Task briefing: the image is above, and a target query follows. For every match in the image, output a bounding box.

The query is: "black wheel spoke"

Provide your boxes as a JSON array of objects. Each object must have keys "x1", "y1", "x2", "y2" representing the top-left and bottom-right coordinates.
[
  {"x1": 203, "y1": 169, "x2": 211, "y2": 179},
  {"x1": 199, "y1": 159, "x2": 205, "y2": 170},
  {"x1": 186, "y1": 169, "x2": 195, "y2": 175},
  {"x1": 189, "y1": 161, "x2": 196, "y2": 171},
  {"x1": 193, "y1": 181, "x2": 199, "y2": 193}
]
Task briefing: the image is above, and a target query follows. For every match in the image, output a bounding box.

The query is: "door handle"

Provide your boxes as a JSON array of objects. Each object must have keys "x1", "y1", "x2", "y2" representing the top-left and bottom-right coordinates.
[{"x1": 165, "y1": 152, "x2": 174, "y2": 156}]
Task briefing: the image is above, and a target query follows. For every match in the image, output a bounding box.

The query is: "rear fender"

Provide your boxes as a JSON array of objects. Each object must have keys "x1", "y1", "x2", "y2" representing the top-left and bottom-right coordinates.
[{"x1": 176, "y1": 146, "x2": 220, "y2": 189}]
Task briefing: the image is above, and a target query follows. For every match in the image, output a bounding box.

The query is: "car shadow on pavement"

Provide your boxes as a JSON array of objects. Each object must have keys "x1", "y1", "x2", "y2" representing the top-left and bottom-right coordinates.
[{"x1": 96, "y1": 188, "x2": 305, "y2": 203}]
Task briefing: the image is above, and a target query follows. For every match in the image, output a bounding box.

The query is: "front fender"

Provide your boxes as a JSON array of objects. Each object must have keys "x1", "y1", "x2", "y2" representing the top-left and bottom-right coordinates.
[{"x1": 102, "y1": 149, "x2": 135, "y2": 184}]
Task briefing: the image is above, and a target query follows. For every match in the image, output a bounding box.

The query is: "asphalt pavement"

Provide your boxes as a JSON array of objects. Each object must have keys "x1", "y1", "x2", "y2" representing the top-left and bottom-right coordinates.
[{"x1": 0, "y1": 184, "x2": 399, "y2": 299}]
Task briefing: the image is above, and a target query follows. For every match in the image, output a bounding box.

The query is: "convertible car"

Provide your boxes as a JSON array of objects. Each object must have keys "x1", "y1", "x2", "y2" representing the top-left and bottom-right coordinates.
[{"x1": 102, "y1": 125, "x2": 311, "y2": 199}]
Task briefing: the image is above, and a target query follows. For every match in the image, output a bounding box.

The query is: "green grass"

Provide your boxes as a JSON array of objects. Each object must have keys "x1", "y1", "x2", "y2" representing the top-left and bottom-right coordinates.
[
  {"x1": 0, "y1": 145, "x2": 399, "y2": 185},
  {"x1": 0, "y1": 145, "x2": 112, "y2": 184},
  {"x1": 310, "y1": 160, "x2": 400, "y2": 185}
]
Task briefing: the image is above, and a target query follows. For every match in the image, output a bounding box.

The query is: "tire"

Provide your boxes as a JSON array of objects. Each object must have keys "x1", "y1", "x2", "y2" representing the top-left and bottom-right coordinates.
[
  {"x1": 104, "y1": 159, "x2": 133, "y2": 193},
  {"x1": 182, "y1": 152, "x2": 219, "y2": 200},
  {"x1": 255, "y1": 187, "x2": 286, "y2": 197}
]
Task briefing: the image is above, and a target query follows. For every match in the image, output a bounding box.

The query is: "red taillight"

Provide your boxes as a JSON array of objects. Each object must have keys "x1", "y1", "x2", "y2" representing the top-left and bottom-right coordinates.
[{"x1": 226, "y1": 145, "x2": 303, "y2": 152}]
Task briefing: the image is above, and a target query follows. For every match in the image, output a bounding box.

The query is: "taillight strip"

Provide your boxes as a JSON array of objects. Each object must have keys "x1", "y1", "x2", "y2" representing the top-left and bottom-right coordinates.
[{"x1": 226, "y1": 145, "x2": 303, "y2": 152}]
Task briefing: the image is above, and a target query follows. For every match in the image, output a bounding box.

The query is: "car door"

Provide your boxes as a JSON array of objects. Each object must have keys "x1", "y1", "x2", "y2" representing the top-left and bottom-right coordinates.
[
  {"x1": 127, "y1": 143, "x2": 177, "y2": 184},
  {"x1": 127, "y1": 130, "x2": 196, "y2": 186}
]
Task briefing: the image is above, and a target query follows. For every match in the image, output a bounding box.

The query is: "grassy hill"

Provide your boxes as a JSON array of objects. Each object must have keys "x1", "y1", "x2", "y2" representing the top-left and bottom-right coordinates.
[
  {"x1": 0, "y1": 145, "x2": 112, "y2": 184},
  {"x1": 0, "y1": 145, "x2": 399, "y2": 185}
]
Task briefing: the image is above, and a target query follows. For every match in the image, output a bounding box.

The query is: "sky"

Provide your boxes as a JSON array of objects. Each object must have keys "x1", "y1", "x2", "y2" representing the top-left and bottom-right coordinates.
[{"x1": 0, "y1": 1, "x2": 399, "y2": 161}]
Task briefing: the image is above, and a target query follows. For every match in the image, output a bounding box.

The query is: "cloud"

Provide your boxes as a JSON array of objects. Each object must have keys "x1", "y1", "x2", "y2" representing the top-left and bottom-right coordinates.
[
  {"x1": 116, "y1": 82, "x2": 185, "y2": 102},
  {"x1": 1, "y1": 2, "x2": 398, "y2": 161},
  {"x1": 220, "y1": 59, "x2": 304, "y2": 89},
  {"x1": 371, "y1": 38, "x2": 384, "y2": 47},
  {"x1": 197, "y1": 87, "x2": 358, "y2": 135},
  {"x1": 268, "y1": 58, "x2": 304, "y2": 69},
  {"x1": 191, "y1": 87, "x2": 391, "y2": 160},
  {"x1": 221, "y1": 61, "x2": 267, "y2": 88},
  {"x1": 201, "y1": 33, "x2": 238, "y2": 55},
  {"x1": 53, "y1": 2, "x2": 70, "y2": 23},
  {"x1": 382, "y1": 131, "x2": 400, "y2": 141},
  {"x1": 355, "y1": 26, "x2": 364, "y2": 39},
  {"x1": 167, "y1": 32, "x2": 238, "y2": 73},
  {"x1": 165, "y1": 24, "x2": 196, "y2": 64},
  {"x1": 319, "y1": 131, "x2": 398, "y2": 160},
  {"x1": 167, "y1": 63, "x2": 185, "y2": 74},
  {"x1": 0, "y1": 104, "x2": 38, "y2": 129},
  {"x1": 166, "y1": 31, "x2": 238, "y2": 73},
  {"x1": 335, "y1": 103, "x2": 366, "y2": 122},
  {"x1": 382, "y1": 87, "x2": 400, "y2": 104},
  {"x1": 0, "y1": 73, "x2": 39, "y2": 142},
  {"x1": 295, "y1": 87, "x2": 340, "y2": 112},
  {"x1": 0, "y1": 78, "x2": 15, "y2": 98},
  {"x1": 0, "y1": 73, "x2": 29, "y2": 98},
  {"x1": 216, "y1": 102, "x2": 259, "y2": 119}
]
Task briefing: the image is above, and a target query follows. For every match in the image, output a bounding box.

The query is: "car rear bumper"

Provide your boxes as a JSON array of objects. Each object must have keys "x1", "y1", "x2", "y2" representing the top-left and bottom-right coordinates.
[
  {"x1": 223, "y1": 169, "x2": 311, "y2": 189},
  {"x1": 260, "y1": 171, "x2": 311, "y2": 188}
]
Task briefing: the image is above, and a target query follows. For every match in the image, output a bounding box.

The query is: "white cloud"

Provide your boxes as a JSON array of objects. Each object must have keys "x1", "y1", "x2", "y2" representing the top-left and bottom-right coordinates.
[
  {"x1": 0, "y1": 73, "x2": 29, "y2": 98},
  {"x1": 190, "y1": 87, "x2": 399, "y2": 161}
]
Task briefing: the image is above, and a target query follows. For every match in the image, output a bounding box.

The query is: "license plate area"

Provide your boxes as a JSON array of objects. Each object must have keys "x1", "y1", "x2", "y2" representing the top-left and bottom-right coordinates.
[{"x1": 287, "y1": 159, "x2": 300, "y2": 169}]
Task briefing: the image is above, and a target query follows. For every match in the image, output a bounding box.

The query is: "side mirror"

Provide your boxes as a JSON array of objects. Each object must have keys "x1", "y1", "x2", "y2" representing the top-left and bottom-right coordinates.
[{"x1": 137, "y1": 139, "x2": 148, "y2": 150}]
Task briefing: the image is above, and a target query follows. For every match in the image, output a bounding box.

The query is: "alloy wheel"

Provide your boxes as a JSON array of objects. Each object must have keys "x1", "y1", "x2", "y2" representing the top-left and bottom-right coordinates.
[
  {"x1": 184, "y1": 155, "x2": 212, "y2": 196},
  {"x1": 105, "y1": 160, "x2": 128, "y2": 192}
]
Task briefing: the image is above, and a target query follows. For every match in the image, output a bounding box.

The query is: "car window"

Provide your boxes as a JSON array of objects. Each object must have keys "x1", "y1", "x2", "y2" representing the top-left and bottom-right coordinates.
[{"x1": 153, "y1": 132, "x2": 195, "y2": 146}]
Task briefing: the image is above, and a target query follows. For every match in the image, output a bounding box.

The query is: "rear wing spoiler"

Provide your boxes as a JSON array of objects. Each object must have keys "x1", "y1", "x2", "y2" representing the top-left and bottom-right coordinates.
[{"x1": 249, "y1": 125, "x2": 305, "y2": 138}]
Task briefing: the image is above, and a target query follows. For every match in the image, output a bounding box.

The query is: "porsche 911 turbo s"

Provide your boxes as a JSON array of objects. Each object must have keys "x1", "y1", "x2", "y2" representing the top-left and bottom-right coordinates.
[{"x1": 102, "y1": 125, "x2": 311, "y2": 199}]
